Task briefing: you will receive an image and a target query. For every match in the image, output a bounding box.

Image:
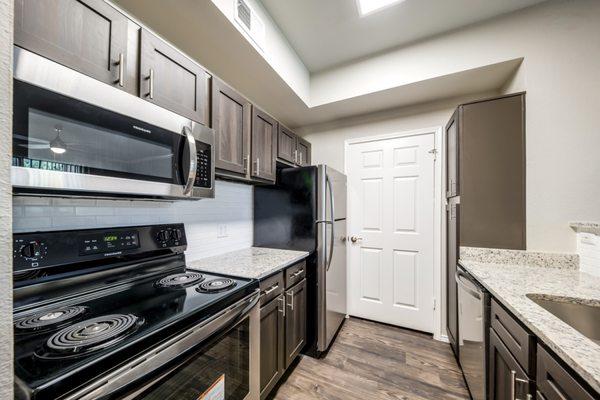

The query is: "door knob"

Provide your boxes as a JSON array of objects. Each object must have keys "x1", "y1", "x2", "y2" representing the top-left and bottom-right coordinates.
[{"x1": 350, "y1": 236, "x2": 363, "y2": 243}]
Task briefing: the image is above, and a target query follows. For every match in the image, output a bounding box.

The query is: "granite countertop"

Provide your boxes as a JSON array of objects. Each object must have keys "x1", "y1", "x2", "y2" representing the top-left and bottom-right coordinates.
[
  {"x1": 459, "y1": 251, "x2": 600, "y2": 393},
  {"x1": 188, "y1": 247, "x2": 309, "y2": 280}
]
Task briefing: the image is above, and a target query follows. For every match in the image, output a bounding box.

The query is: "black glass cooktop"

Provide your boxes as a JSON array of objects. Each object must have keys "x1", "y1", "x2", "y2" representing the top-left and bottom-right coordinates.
[{"x1": 13, "y1": 263, "x2": 257, "y2": 400}]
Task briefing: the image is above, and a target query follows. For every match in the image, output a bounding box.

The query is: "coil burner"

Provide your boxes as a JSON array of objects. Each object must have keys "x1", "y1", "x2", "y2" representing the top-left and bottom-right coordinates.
[
  {"x1": 197, "y1": 278, "x2": 237, "y2": 293},
  {"x1": 155, "y1": 272, "x2": 205, "y2": 288},
  {"x1": 41, "y1": 314, "x2": 141, "y2": 358}
]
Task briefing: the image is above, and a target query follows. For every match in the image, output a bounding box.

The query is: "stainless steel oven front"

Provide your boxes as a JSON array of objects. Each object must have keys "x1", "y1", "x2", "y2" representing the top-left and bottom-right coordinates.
[{"x1": 12, "y1": 47, "x2": 215, "y2": 200}]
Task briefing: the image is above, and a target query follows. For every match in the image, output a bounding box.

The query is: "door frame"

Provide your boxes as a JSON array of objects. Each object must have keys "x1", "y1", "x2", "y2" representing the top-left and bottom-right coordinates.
[{"x1": 344, "y1": 126, "x2": 446, "y2": 341}]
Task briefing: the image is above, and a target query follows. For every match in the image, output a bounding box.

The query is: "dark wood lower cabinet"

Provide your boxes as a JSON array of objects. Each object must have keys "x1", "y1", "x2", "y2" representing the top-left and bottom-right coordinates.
[
  {"x1": 284, "y1": 279, "x2": 307, "y2": 368},
  {"x1": 537, "y1": 345, "x2": 596, "y2": 400},
  {"x1": 260, "y1": 294, "x2": 285, "y2": 399},
  {"x1": 489, "y1": 328, "x2": 534, "y2": 400}
]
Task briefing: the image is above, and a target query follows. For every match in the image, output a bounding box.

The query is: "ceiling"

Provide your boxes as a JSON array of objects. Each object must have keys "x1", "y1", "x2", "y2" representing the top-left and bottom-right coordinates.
[{"x1": 261, "y1": 0, "x2": 547, "y2": 72}]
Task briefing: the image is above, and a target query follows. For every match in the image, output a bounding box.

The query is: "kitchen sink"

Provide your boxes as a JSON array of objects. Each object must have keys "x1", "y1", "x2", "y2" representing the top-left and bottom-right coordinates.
[{"x1": 526, "y1": 294, "x2": 600, "y2": 345}]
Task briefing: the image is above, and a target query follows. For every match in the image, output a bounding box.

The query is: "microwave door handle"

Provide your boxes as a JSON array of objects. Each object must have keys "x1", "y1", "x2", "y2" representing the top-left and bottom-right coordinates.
[{"x1": 182, "y1": 126, "x2": 197, "y2": 196}]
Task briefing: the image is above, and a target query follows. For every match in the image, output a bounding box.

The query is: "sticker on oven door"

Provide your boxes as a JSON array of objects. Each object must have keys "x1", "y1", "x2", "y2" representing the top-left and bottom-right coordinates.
[{"x1": 197, "y1": 374, "x2": 225, "y2": 400}]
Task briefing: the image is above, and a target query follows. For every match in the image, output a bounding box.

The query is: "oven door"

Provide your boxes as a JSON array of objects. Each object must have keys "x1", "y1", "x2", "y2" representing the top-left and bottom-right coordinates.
[
  {"x1": 11, "y1": 47, "x2": 207, "y2": 200},
  {"x1": 64, "y1": 290, "x2": 260, "y2": 400}
]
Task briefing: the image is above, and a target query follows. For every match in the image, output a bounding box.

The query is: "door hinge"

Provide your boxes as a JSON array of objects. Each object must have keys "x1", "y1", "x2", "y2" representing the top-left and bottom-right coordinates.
[{"x1": 428, "y1": 148, "x2": 438, "y2": 160}]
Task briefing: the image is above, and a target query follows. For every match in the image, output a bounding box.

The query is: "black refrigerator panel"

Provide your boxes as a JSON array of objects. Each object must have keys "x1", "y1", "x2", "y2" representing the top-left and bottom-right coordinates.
[{"x1": 254, "y1": 166, "x2": 318, "y2": 253}]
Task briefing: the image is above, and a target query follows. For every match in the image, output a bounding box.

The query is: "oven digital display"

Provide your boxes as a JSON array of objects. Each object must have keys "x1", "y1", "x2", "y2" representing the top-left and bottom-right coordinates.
[{"x1": 79, "y1": 231, "x2": 140, "y2": 256}]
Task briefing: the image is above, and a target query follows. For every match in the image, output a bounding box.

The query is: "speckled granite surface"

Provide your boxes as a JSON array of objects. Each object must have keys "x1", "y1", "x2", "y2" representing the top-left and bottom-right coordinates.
[
  {"x1": 570, "y1": 222, "x2": 600, "y2": 235},
  {"x1": 188, "y1": 247, "x2": 309, "y2": 280},
  {"x1": 460, "y1": 246, "x2": 579, "y2": 269},
  {"x1": 459, "y1": 256, "x2": 600, "y2": 393}
]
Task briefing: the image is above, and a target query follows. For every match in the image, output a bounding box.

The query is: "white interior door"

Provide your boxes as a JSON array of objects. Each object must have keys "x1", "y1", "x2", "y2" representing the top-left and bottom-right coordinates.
[{"x1": 347, "y1": 132, "x2": 436, "y2": 333}]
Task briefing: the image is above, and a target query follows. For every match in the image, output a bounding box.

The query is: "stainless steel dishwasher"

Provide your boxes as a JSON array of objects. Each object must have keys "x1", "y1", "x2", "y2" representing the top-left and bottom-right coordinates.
[{"x1": 456, "y1": 265, "x2": 490, "y2": 400}]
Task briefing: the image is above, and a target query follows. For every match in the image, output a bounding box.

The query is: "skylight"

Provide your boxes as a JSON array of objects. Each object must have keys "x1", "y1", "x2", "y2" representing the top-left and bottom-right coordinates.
[{"x1": 357, "y1": 0, "x2": 405, "y2": 16}]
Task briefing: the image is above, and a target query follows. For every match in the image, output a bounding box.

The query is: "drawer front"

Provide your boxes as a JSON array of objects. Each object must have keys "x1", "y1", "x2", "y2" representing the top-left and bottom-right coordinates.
[
  {"x1": 260, "y1": 271, "x2": 284, "y2": 305},
  {"x1": 285, "y1": 260, "x2": 306, "y2": 289},
  {"x1": 491, "y1": 299, "x2": 535, "y2": 376},
  {"x1": 537, "y1": 345, "x2": 597, "y2": 400}
]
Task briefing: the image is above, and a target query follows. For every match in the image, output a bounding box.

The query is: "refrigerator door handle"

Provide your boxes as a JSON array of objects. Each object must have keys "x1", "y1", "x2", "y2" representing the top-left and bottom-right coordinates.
[{"x1": 326, "y1": 174, "x2": 335, "y2": 271}]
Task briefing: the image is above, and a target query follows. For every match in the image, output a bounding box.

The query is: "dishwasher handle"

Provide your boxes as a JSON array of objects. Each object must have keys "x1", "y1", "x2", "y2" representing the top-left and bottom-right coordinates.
[{"x1": 455, "y1": 269, "x2": 483, "y2": 300}]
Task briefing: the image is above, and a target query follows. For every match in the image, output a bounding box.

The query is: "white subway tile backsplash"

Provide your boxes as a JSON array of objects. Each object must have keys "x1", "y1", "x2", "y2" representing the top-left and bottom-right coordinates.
[{"x1": 13, "y1": 181, "x2": 254, "y2": 261}]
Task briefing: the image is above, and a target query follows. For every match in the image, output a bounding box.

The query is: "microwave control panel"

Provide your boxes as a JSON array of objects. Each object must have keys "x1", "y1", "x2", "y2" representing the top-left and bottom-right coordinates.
[{"x1": 194, "y1": 142, "x2": 211, "y2": 188}]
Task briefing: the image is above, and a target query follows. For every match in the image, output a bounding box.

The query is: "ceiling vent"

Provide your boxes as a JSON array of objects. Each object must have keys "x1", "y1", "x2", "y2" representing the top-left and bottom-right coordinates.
[{"x1": 234, "y1": 0, "x2": 266, "y2": 51}]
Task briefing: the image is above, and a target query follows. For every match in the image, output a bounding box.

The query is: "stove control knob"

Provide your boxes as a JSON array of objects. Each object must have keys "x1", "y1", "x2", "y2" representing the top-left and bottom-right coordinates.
[
  {"x1": 171, "y1": 229, "x2": 182, "y2": 241},
  {"x1": 20, "y1": 241, "x2": 42, "y2": 259},
  {"x1": 156, "y1": 230, "x2": 170, "y2": 242}
]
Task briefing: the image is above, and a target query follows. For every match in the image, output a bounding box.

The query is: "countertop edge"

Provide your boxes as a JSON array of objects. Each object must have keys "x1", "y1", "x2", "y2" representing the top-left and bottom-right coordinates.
[
  {"x1": 459, "y1": 259, "x2": 600, "y2": 394},
  {"x1": 254, "y1": 252, "x2": 309, "y2": 280}
]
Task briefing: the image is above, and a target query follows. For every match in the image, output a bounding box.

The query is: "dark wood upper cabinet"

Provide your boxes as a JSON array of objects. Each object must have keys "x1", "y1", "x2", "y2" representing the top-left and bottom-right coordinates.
[
  {"x1": 277, "y1": 124, "x2": 297, "y2": 164},
  {"x1": 14, "y1": 0, "x2": 131, "y2": 92},
  {"x1": 447, "y1": 93, "x2": 526, "y2": 250},
  {"x1": 537, "y1": 345, "x2": 596, "y2": 400},
  {"x1": 284, "y1": 279, "x2": 307, "y2": 368},
  {"x1": 212, "y1": 78, "x2": 251, "y2": 175},
  {"x1": 251, "y1": 107, "x2": 278, "y2": 182},
  {"x1": 260, "y1": 294, "x2": 285, "y2": 400},
  {"x1": 296, "y1": 136, "x2": 311, "y2": 167},
  {"x1": 140, "y1": 29, "x2": 210, "y2": 125},
  {"x1": 488, "y1": 329, "x2": 533, "y2": 400}
]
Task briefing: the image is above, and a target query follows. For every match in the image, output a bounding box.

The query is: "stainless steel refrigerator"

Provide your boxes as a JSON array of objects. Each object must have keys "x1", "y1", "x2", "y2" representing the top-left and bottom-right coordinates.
[{"x1": 254, "y1": 165, "x2": 347, "y2": 355}]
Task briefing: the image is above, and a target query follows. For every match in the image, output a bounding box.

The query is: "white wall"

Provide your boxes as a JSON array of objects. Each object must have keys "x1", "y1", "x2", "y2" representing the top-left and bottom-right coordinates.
[
  {"x1": 210, "y1": 0, "x2": 310, "y2": 103},
  {"x1": 302, "y1": 0, "x2": 600, "y2": 253},
  {"x1": 0, "y1": 0, "x2": 13, "y2": 397},
  {"x1": 13, "y1": 180, "x2": 254, "y2": 261}
]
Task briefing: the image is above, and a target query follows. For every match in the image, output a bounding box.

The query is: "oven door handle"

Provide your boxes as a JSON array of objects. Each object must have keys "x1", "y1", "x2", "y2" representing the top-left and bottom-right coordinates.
[
  {"x1": 182, "y1": 125, "x2": 197, "y2": 196},
  {"x1": 66, "y1": 289, "x2": 260, "y2": 400}
]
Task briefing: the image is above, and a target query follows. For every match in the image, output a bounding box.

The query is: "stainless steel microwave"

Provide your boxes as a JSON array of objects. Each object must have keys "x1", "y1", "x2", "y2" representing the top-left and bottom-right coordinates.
[{"x1": 11, "y1": 47, "x2": 215, "y2": 200}]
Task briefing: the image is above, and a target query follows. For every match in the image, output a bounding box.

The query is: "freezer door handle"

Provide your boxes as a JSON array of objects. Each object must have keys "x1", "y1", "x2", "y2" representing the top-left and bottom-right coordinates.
[{"x1": 326, "y1": 174, "x2": 335, "y2": 271}]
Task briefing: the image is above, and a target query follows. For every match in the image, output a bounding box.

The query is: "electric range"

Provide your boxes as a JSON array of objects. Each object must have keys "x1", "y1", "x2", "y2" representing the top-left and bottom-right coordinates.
[{"x1": 13, "y1": 224, "x2": 260, "y2": 400}]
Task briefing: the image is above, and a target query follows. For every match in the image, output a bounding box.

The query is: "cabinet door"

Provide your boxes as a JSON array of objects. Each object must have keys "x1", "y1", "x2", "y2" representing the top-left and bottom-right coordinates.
[
  {"x1": 285, "y1": 279, "x2": 307, "y2": 368},
  {"x1": 140, "y1": 29, "x2": 210, "y2": 124},
  {"x1": 15, "y1": 0, "x2": 129, "y2": 91},
  {"x1": 296, "y1": 137, "x2": 311, "y2": 167},
  {"x1": 446, "y1": 108, "x2": 459, "y2": 198},
  {"x1": 251, "y1": 107, "x2": 277, "y2": 182},
  {"x1": 446, "y1": 201, "x2": 459, "y2": 358},
  {"x1": 489, "y1": 329, "x2": 533, "y2": 400},
  {"x1": 260, "y1": 294, "x2": 285, "y2": 399},
  {"x1": 537, "y1": 345, "x2": 596, "y2": 400},
  {"x1": 277, "y1": 124, "x2": 297, "y2": 164},
  {"x1": 212, "y1": 78, "x2": 251, "y2": 175}
]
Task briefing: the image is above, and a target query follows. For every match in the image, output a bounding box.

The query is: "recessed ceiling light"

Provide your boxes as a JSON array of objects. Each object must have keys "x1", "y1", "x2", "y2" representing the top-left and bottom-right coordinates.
[{"x1": 357, "y1": 0, "x2": 405, "y2": 16}]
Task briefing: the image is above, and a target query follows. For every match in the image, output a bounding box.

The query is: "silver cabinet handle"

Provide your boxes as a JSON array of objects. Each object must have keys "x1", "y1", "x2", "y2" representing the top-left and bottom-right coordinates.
[
  {"x1": 292, "y1": 269, "x2": 304, "y2": 277},
  {"x1": 243, "y1": 156, "x2": 249, "y2": 173},
  {"x1": 255, "y1": 158, "x2": 260, "y2": 176},
  {"x1": 510, "y1": 370, "x2": 530, "y2": 400},
  {"x1": 116, "y1": 53, "x2": 124, "y2": 87},
  {"x1": 147, "y1": 68, "x2": 154, "y2": 99},
  {"x1": 286, "y1": 290, "x2": 294, "y2": 311},
  {"x1": 278, "y1": 295, "x2": 285, "y2": 317},
  {"x1": 299, "y1": 152, "x2": 303, "y2": 165},
  {"x1": 263, "y1": 284, "x2": 279, "y2": 296},
  {"x1": 294, "y1": 149, "x2": 298, "y2": 164}
]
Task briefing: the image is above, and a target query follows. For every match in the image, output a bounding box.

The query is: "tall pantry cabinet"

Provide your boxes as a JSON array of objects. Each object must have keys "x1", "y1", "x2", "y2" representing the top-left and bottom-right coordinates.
[{"x1": 446, "y1": 93, "x2": 526, "y2": 358}]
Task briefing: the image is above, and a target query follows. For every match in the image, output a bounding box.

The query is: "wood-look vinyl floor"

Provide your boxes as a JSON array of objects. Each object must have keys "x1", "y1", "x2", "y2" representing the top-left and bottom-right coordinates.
[{"x1": 271, "y1": 317, "x2": 470, "y2": 400}]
